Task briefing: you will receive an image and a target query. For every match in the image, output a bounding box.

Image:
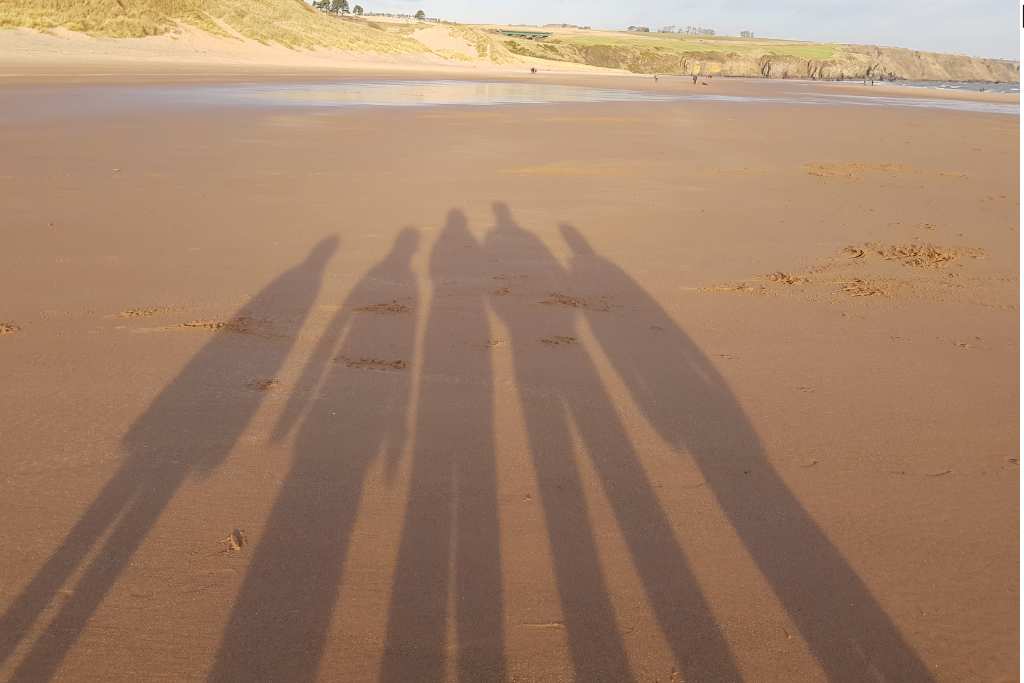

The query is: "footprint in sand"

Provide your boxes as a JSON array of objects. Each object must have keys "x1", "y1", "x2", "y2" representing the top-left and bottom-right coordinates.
[
  {"x1": 133, "y1": 316, "x2": 272, "y2": 335},
  {"x1": 219, "y1": 529, "x2": 247, "y2": 554},
  {"x1": 540, "y1": 292, "x2": 614, "y2": 312},
  {"x1": 862, "y1": 242, "x2": 985, "y2": 268},
  {"x1": 118, "y1": 306, "x2": 178, "y2": 319},
  {"x1": 699, "y1": 283, "x2": 768, "y2": 295},
  {"x1": 805, "y1": 162, "x2": 965, "y2": 181},
  {"x1": 355, "y1": 300, "x2": 412, "y2": 314},
  {"x1": 805, "y1": 162, "x2": 910, "y2": 179},
  {"x1": 945, "y1": 336, "x2": 983, "y2": 350},
  {"x1": 180, "y1": 317, "x2": 264, "y2": 333},
  {"x1": 540, "y1": 336, "x2": 578, "y2": 346},
  {"x1": 337, "y1": 356, "x2": 408, "y2": 371},
  {"x1": 765, "y1": 272, "x2": 807, "y2": 285},
  {"x1": 246, "y1": 378, "x2": 280, "y2": 391},
  {"x1": 840, "y1": 279, "x2": 887, "y2": 297}
]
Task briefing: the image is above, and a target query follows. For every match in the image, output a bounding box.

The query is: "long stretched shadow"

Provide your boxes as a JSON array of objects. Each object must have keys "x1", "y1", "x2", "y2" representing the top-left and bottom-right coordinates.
[
  {"x1": 210, "y1": 229, "x2": 419, "y2": 682},
  {"x1": 380, "y1": 210, "x2": 505, "y2": 682},
  {"x1": 559, "y1": 222, "x2": 935, "y2": 682},
  {"x1": 483, "y1": 203, "x2": 740, "y2": 682},
  {"x1": 0, "y1": 237, "x2": 338, "y2": 682}
]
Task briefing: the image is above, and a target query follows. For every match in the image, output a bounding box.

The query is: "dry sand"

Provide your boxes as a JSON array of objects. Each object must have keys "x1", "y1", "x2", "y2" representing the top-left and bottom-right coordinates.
[
  {"x1": 0, "y1": 64, "x2": 1018, "y2": 682},
  {"x1": 0, "y1": 26, "x2": 619, "y2": 78}
]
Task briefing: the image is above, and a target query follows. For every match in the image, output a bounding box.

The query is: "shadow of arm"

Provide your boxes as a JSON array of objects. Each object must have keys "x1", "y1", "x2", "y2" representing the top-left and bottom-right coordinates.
[{"x1": 270, "y1": 308, "x2": 352, "y2": 443}]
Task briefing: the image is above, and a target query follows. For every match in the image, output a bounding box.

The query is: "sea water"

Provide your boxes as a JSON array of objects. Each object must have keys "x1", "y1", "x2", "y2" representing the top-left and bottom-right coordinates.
[{"x1": 2, "y1": 78, "x2": 1017, "y2": 122}]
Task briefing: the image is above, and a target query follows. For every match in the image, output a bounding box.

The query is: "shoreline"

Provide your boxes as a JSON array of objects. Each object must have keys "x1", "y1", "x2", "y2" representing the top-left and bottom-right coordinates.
[
  {"x1": 0, "y1": 27, "x2": 1018, "y2": 107},
  {"x1": 0, "y1": 62, "x2": 1016, "y2": 115}
]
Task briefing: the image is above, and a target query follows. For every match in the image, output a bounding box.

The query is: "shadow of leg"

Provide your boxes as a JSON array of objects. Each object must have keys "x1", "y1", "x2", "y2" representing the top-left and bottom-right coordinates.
[
  {"x1": 564, "y1": 360, "x2": 741, "y2": 681},
  {"x1": 381, "y1": 212, "x2": 504, "y2": 682},
  {"x1": 211, "y1": 231, "x2": 417, "y2": 682},
  {"x1": 2, "y1": 237, "x2": 338, "y2": 681},
  {"x1": 485, "y1": 205, "x2": 635, "y2": 681},
  {"x1": 560, "y1": 221, "x2": 935, "y2": 682},
  {"x1": 517, "y1": 394, "x2": 635, "y2": 683}
]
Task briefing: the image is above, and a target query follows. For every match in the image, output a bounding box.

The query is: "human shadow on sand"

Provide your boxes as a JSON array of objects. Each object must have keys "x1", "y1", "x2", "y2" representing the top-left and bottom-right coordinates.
[
  {"x1": 212, "y1": 207, "x2": 931, "y2": 682},
  {"x1": 482, "y1": 204, "x2": 740, "y2": 682},
  {"x1": 0, "y1": 237, "x2": 338, "y2": 682},
  {"x1": 380, "y1": 210, "x2": 505, "y2": 682},
  {"x1": 557, "y1": 219, "x2": 934, "y2": 682},
  {"x1": 15, "y1": 207, "x2": 936, "y2": 681},
  {"x1": 210, "y1": 229, "x2": 419, "y2": 682}
]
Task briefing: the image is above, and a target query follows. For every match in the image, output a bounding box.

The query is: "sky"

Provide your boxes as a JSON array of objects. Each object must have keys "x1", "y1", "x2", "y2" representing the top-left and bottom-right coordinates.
[{"x1": 351, "y1": 0, "x2": 1019, "y2": 60}]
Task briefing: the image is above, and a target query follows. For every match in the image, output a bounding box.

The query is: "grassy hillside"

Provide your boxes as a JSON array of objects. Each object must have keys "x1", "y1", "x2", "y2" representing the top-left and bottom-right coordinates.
[
  {"x1": 0, "y1": 2, "x2": 1017, "y2": 82},
  {"x1": 0, "y1": 0, "x2": 425, "y2": 52}
]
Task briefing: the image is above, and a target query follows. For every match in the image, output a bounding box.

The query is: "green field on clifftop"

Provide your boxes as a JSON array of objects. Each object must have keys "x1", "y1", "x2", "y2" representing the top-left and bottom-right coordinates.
[{"x1": 558, "y1": 33, "x2": 837, "y2": 60}]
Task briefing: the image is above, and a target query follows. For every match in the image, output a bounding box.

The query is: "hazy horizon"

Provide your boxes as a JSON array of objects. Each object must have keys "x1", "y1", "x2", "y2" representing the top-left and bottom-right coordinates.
[{"x1": 334, "y1": 0, "x2": 1018, "y2": 61}]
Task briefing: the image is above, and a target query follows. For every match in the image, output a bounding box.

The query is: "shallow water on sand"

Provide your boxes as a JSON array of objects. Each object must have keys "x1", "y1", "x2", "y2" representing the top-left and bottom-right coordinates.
[
  {"x1": 885, "y1": 80, "x2": 1019, "y2": 95},
  {"x1": 203, "y1": 80, "x2": 1021, "y2": 115},
  {"x1": 228, "y1": 79, "x2": 683, "y2": 106},
  {"x1": 2, "y1": 79, "x2": 1018, "y2": 121}
]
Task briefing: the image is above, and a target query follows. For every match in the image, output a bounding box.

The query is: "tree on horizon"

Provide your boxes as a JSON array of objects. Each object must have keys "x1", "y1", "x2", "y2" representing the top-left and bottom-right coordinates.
[
  {"x1": 353, "y1": 5, "x2": 364, "y2": 15},
  {"x1": 323, "y1": 0, "x2": 349, "y2": 14},
  {"x1": 414, "y1": 9, "x2": 426, "y2": 20}
]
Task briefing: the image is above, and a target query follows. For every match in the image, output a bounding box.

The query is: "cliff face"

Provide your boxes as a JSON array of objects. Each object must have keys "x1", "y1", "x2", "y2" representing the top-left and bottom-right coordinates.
[
  {"x1": 758, "y1": 46, "x2": 1019, "y2": 82},
  {"x1": 506, "y1": 40, "x2": 1020, "y2": 83}
]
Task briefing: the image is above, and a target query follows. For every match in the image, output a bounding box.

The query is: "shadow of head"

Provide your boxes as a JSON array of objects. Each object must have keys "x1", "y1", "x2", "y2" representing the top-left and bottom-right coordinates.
[
  {"x1": 491, "y1": 201, "x2": 518, "y2": 231},
  {"x1": 433, "y1": 209, "x2": 473, "y2": 255},
  {"x1": 306, "y1": 235, "x2": 340, "y2": 267},
  {"x1": 390, "y1": 227, "x2": 420, "y2": 262},
  {"x1": 445, "y1": 208, "x2": 468, "y2": 231},
  {"x1": 559, "y1": 223, "x2": 595, "y2": 257}
]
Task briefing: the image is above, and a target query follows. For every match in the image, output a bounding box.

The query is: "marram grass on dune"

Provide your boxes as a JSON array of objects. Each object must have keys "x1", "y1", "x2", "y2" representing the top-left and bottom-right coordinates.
[{"x1": 0, "y1": 0, "x2": 427, "y2": 51}]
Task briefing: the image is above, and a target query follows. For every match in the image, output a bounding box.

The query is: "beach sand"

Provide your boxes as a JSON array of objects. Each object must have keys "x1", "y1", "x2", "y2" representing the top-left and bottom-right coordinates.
[{"x1": 0, "y1": 66, "x2": 1018, "y2": 682}]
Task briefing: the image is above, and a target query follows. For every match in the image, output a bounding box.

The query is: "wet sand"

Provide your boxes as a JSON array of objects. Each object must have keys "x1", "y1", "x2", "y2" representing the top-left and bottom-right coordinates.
[{"x1": 0, "y1": 69, "x2": 1018, "y2": 682}]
